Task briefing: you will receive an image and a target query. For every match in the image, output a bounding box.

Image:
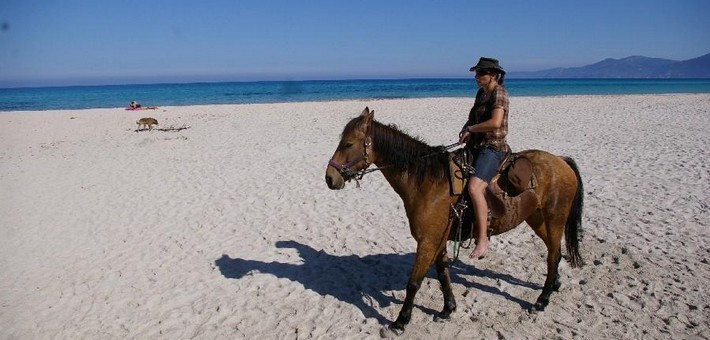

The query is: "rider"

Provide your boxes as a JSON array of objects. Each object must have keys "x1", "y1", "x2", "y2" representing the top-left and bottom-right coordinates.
[{"x1": 458, "y1": 57, "x2": 511, "y2": 259}]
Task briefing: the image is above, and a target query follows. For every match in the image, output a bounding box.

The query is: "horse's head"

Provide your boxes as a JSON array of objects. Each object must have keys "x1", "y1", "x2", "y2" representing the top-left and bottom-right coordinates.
[{"x1": 325, "y1": 107, "x2": 375, "y2": 190}]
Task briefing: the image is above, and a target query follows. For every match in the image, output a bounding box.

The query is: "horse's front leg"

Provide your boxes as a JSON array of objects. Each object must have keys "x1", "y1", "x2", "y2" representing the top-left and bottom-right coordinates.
[
  {"x1": 390, "y1": 242, "x2": 437, "y2": 332},
  {"x1": 433, "y1": 248, "x2": 456, "y2": 321}
]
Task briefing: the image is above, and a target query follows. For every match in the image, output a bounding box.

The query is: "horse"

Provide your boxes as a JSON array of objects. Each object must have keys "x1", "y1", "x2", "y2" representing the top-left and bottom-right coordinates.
[{"x1": 324, "y1": 107, "x2": 584, "y2": 333}]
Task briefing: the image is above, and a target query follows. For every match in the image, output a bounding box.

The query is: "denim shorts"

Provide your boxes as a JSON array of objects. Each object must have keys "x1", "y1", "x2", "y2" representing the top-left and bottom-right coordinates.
[{"x1": 473, "y1": 148, "x2": 505, "y2": 182}]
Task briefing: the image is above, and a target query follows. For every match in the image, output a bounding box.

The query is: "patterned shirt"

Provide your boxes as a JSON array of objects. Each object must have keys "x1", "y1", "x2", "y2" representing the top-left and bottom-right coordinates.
[{"x1": 464, "y1": 85, "x2": 510, "y2": 153}]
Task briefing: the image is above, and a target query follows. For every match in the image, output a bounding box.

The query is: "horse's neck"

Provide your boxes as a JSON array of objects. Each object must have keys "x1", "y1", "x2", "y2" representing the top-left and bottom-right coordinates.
[
  {"x1": 371, "y1": 153, "x2": 423, "y2": 205},
  {"x1": 371, "y1": 124, "x2": 410, "y2": 197},
  {"x1": 375, "y1": 162, "x2": 404, "y2": 186},
  {"x1": 370, "y1": 122, "x2": 445, "y2": 202},
  {"x1": 377, "y1": 166, "x2": 417, "y2": 202}
]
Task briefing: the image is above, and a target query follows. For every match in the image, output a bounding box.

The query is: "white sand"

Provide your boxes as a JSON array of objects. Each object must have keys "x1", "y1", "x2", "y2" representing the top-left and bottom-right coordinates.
[{"x1": 1, "y1": 94, "x2": 708, "y2": 339}]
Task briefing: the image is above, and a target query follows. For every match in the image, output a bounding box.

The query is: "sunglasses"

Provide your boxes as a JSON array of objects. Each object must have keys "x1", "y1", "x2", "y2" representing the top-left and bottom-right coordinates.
[{"x1": 475, "y1": 71, "x2": 493, "y2": 77}]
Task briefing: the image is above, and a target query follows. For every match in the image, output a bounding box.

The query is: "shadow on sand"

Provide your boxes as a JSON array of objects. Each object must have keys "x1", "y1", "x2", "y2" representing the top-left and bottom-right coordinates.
[{"x1": 216, "y1": 240, "x2": 538, "y2": 325}]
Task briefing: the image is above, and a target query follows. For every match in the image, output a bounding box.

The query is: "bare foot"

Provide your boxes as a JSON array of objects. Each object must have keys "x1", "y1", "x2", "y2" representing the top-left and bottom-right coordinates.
[{"x1": 469, "y1": 238, "x2": 489, "y2": 259}]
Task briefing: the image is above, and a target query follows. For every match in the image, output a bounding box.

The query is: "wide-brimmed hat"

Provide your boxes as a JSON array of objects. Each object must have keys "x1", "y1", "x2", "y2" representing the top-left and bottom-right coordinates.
[{"x1": 469, "y1": 57, "x2": 506, "y2": 75}]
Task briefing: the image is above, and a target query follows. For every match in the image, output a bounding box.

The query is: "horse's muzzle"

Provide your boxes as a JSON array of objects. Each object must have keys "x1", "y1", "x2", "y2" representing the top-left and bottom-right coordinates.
[{"x1": 325, "y1": 170, "x2": 345, "y2": 190}]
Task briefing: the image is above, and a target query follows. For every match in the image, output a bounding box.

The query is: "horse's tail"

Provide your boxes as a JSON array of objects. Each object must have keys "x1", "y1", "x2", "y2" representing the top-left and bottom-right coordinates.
[{"x1": 562, "y1": 156, "x2": 584, "y2": 268}]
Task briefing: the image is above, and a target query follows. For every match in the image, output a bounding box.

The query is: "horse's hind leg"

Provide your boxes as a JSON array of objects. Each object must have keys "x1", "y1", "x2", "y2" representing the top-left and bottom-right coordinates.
[
  {"x1": 526, "y1": 212, "x2": 564, "y2": 311},
  {"x1": 433, "y1": 247, "x2": 456, "y2": 321}
]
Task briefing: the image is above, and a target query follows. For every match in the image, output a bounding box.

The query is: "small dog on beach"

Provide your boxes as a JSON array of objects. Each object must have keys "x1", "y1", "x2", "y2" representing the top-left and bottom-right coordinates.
[{"x1": 136, "y1": 117, "x2": 159, "y2": 131}]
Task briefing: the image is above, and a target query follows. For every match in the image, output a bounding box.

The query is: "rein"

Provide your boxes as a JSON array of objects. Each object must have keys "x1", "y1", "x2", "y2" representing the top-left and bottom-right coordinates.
[{"x1": 329, "y1": 140, "x2": 463, "y2": 185}]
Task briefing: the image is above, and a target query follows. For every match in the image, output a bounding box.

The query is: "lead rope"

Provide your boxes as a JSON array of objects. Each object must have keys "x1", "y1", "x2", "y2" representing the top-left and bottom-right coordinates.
[
  {"x1": 450, "y1": 198, "x2": 475, "y2": 261},
  {"x1": 450, "y1": 201, "x2": 466, "y2": 261}
]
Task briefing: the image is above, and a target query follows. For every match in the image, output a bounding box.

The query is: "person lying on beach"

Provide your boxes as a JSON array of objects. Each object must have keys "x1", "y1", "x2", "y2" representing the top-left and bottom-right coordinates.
[{"x1": 127, "y1": 101, "x2": 158, "y2": 110}]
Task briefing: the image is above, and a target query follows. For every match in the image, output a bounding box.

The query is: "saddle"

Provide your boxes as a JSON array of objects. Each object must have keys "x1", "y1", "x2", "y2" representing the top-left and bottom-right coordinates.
[{"x1": 449, "y1": 149, "x2": 540, "y2": 235}]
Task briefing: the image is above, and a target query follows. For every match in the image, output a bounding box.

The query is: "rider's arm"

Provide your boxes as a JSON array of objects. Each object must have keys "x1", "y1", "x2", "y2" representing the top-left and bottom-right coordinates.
[{"x1": 463, "y1": 107, "x2": 504, "y2": 133}]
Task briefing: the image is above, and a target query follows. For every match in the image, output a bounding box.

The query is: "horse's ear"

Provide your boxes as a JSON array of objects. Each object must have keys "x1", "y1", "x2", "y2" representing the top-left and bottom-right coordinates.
[{"x1": 360, "y1": 107, "x2": 374, "y2": 132}]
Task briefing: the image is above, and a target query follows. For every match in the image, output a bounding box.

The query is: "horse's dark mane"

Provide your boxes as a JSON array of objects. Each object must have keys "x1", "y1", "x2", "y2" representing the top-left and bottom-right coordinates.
[{"x1": 343, "y1": 116, "x2": 450, "y2": 183}]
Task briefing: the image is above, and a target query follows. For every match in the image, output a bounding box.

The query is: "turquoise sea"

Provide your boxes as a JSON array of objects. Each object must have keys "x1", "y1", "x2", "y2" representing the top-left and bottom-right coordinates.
[{"x1": 1, "y1": 78, "x2": 709, "y2": 111}]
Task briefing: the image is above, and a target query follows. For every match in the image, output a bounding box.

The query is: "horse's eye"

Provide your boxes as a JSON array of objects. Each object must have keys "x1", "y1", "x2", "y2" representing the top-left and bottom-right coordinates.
[{"x1": 343, "y1": 142, "x2": 353, "y2": 149}]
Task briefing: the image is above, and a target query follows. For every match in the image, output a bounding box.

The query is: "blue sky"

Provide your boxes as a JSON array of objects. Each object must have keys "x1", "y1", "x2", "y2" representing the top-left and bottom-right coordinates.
[{"x1": 1, "y1": 0, "x2": 708, "y2": 87}]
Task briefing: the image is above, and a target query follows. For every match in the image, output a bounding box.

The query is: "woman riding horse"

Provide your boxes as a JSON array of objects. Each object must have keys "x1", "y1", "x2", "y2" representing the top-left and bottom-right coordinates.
[
  {"x1": 459, "y1": 57, "x2": 510, "y2": 259},
  {"x1": 325, "y1": 108, "x2": 584, "y2": 334}
]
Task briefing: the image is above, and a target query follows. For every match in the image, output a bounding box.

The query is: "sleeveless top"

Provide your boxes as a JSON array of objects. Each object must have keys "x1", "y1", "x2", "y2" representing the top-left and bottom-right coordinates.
[{"x1": 464, "y1": 85, "x2": 510, "y2": 153}]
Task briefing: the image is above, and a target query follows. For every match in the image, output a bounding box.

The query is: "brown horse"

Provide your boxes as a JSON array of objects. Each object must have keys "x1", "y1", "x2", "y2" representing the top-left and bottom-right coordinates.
[{"x1": 325, "y1": 107, "x2": 584, "y2": 333}]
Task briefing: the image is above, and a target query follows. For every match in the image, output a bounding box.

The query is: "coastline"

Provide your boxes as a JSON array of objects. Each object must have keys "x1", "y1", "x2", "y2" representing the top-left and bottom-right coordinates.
[
  {"x1": 2, "y1": 91, "x2": 707, "y2": 114},
  {"x1": 3, "y1": 78, "x2": 710, "y2": 112},
  {"x1": 1, "y1": 94, "x2": 708, "y2": 338}
]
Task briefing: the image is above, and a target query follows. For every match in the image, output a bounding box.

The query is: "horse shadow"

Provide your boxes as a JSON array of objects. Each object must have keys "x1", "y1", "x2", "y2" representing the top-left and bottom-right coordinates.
[{"x1": 215, "y1": 240, "x2": 538, "y2": 325}]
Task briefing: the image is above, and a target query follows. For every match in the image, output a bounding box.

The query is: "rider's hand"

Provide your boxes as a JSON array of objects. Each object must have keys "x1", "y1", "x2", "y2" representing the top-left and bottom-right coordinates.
[{"x1": 459, "y1": 129, "x2": 470, "y2": 144}]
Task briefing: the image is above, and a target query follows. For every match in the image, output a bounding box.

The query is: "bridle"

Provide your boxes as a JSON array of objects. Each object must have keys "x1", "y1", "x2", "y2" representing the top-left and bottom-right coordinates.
[{"x1": 327, "y1": 135, "x2": 376, "y2": 182}]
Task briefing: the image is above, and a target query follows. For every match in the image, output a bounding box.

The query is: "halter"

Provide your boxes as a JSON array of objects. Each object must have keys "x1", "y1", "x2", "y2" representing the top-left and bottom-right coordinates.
[{"x1": 328, "y1": 136, "x2": 374, "y2": 182}]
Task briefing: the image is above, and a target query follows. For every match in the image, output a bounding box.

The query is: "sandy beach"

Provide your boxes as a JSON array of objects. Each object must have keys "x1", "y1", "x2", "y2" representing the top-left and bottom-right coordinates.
[{"x1": 1, "y1": 94, "x2": 708, "y2": 339}]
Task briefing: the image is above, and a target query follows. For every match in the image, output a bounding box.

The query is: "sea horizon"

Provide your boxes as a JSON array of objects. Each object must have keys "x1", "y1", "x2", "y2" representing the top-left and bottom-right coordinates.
[{"x1": 2, "y1": 78, "x2": 710, "y2": 112}]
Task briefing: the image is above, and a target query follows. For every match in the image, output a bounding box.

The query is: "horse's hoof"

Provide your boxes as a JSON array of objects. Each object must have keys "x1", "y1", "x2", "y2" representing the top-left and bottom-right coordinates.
[
  {"x1": 433, "y1": 310, "x2": 452, "y2": 323},
  {"x1": 380, "y1": 325, "x2": 404, "y2": 338},
  {"x1": 531, "y1": 302, "x2": 546, "y2": 312}
]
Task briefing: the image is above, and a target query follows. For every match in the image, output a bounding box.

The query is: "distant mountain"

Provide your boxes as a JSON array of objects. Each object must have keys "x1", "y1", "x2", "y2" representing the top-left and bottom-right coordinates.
[{"x1": 511, "y1": 53, "x2": 710, "y2": 78}]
